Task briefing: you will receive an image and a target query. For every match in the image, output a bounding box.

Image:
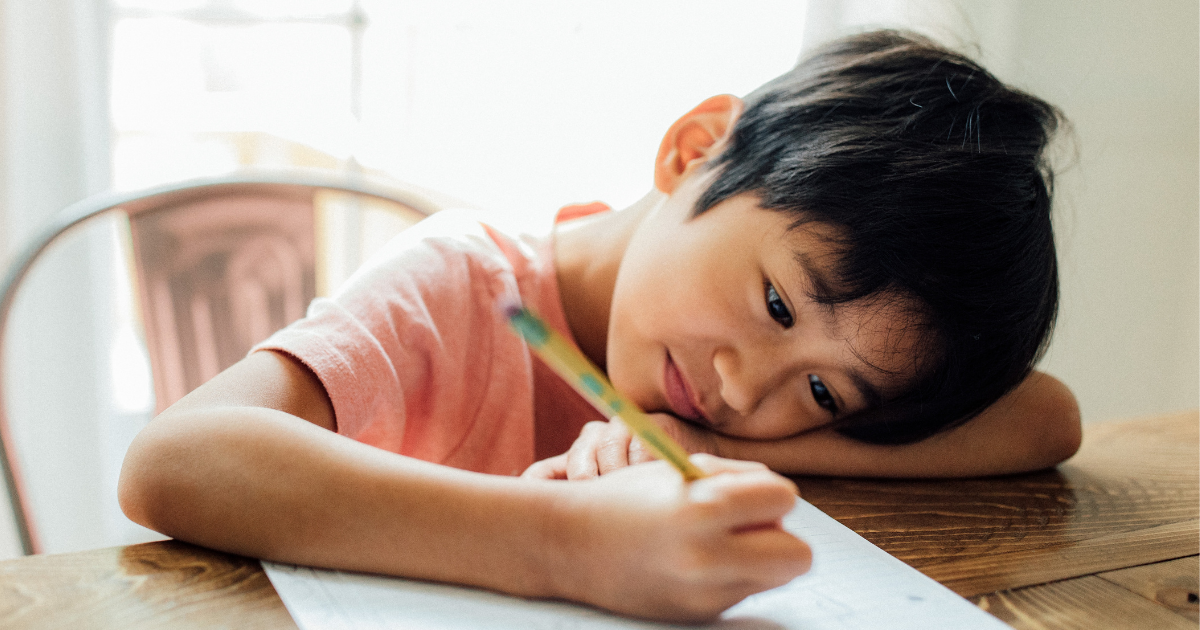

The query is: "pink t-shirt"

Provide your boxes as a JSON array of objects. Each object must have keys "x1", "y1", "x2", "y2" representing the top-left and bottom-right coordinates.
[{"x1": 255, "y1": 207, "x2": 607, "y2": 476}]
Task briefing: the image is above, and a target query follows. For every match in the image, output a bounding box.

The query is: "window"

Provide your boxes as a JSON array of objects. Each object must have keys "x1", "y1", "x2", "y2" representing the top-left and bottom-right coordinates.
[
  {"x1": 110, "y1": 0, "x2": 810, "y2": 233},
  {"x1": 111, "y1": 0, "x2": 361, "y2": 189}
]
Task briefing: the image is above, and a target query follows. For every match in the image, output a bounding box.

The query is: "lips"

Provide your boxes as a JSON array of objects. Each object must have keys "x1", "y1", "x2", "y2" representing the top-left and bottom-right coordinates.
[{"x1": 663, "y1": 353, "x2": 706, "y2": 423}]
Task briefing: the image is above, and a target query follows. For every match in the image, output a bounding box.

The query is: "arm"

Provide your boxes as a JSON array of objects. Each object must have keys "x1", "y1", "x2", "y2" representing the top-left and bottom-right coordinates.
[
  {"x1": 718, "y1": 371, "x2": 1082, "y2": 478},
  {"x1": 530, "y1": 370, "x2": 1081, "y2": 480},
  {"x1": 119, "y1": 350, "x2": 809, "y2": 622}
]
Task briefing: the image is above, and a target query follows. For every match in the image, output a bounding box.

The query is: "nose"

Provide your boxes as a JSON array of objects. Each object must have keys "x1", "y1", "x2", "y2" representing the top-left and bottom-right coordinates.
[{"x1": 712, "y1": 345, "x2": 780, "y2": 417}]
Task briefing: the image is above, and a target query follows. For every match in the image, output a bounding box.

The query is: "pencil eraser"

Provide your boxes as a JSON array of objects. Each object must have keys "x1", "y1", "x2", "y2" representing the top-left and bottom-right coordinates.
[
  {"x1": 504, "y1": 303, "x2": 550, "y2": 345},
  {"x1": 499, "y1": 299, "x2": 524, "y2": 319}
]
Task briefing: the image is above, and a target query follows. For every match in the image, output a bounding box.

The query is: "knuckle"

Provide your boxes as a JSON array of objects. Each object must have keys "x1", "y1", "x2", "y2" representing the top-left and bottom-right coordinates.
[
  {"x1": 579, "y1": 421, "x2": 607, "y2": 438},
  {"x1": 628, "y1": 439, "x2": 655, "y2": 463},
  {"x1": 599, "y1": 431, "x2": 627, "y2": 450},
  {"x1": 567, "y1": 465, "x2": 598, "y2": 480},
  {"x1": 521, "y1": 464, "x2": 544, "y2": 478}
]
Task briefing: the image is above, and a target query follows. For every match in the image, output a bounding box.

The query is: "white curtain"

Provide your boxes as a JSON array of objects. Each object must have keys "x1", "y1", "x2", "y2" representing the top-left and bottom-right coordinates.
[{"x1": 0, "y1": 0, "x2": 160, "y2": 558}]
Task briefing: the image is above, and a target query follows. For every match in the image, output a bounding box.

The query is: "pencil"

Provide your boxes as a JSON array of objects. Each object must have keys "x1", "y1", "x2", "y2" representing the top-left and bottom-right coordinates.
[{"x1": 505, "y1": 304, "x2": 706, "y2": 481}]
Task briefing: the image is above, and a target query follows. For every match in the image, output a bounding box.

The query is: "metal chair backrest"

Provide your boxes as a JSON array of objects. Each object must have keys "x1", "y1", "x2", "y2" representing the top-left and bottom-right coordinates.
[{"x1": 0, "y1": 170, "x2": 441, "y2": 555}]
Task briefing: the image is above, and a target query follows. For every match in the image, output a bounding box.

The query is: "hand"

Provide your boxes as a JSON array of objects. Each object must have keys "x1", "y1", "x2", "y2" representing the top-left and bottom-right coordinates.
[
  {"x1": 542, "y1": 454, "x2": 811, "y2": 622},
  {"x1": 522, "y1": 415, "x2": 718, "y2": 480}
]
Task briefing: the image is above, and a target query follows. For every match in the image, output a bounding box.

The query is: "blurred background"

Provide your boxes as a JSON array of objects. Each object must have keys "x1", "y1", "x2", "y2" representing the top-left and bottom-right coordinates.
[{"x1": 0, "y1": 0, "x2": 1195, "y2": 558}]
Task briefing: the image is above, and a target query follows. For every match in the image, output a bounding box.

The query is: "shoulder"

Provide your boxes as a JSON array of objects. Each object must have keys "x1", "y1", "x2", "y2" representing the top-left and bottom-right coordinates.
[
  {"x1": 362, "y1": 209, "x2": 512, "y2": 271},
  {"x1": 335, "y1": 209, "x2": 537, "y2": 302}
]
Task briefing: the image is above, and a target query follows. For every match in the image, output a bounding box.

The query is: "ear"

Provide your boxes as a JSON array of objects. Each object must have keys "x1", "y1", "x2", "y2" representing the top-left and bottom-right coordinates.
[{"x1": 654, "y1": 94, "x2": 744, "y2": 194}]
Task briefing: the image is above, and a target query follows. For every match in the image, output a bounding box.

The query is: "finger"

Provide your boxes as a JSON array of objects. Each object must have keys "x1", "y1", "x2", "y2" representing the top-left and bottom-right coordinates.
[
  {"x1": 688, "y1": 469, "x2": 800, "y2": 529},
  {"x1": 646, "y1": 412, "x2": 719, "y2": 456},
  {"x1": 689, "y1": 453, "x2": 800, "y2": 497},
  {"x1": 689, "y1": 453, "x2": 772, "y2": 476},
  {"x1": 521, "y1": 454, "x2": 567, "y2": 480},
  {"x1": 566, "y1": 421, "x2": 608, "y2": 480},
  {"x1": 595, "y1": 422, "x2": 633, "y2": 475},
  {"x1": 665, "y1": 529, "x2": 812, "y2": 617},
  {"x1": 707, "y1": 529, "x2": 813, "y2": 591},
  {"x1": 627, "y1": 435, "x2": 657, "y2": 465}
]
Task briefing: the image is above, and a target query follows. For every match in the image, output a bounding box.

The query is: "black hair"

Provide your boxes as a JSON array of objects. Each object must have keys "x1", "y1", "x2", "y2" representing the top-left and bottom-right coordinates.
[{"x1": 696, "y1": 30, "x2": 1064, "y2": 444}]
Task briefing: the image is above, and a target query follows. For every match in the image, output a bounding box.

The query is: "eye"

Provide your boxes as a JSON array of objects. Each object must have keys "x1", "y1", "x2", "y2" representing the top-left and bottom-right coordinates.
[
  {"x1": 764, "y1": 282, "x2": 794, "y2": 328},
  {"x1": 808, "y1": 375, "x2": 838, "y2": 414}
]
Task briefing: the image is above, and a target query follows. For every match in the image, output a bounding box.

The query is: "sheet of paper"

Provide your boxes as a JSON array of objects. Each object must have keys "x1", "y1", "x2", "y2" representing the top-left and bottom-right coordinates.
[{"x1": 264, "y1": 498, "x2": 1009, "y2": 630}]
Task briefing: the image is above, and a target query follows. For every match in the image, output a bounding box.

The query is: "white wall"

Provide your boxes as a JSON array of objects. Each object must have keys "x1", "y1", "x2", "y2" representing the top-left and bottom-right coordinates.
[{"x1": 977, "y1": 1, "x2": 1199, "y2": 424}]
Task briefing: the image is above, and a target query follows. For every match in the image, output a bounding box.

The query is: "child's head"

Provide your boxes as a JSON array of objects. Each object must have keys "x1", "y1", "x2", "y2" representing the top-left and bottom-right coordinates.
[{"x1": 693, "y1": 30, "x2": 1064, "y2": 443}]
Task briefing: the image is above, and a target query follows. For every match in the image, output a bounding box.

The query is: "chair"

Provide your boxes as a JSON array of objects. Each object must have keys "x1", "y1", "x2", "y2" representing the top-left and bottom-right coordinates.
[{"x1": 0, "y1": 169, "x2": 443, "y2": 555}]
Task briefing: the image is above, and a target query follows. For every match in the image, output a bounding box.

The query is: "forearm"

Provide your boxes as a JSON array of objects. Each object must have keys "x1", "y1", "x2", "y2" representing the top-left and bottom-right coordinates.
[
  {"x1": 119, "y1": 407, "x2": 559, "y2": 599},
  {"x1": 120, "y1": 409, "x2": 810, "y2": 622},
  {"x1": 715, "y1": 371, "x2": 1082, "y2": 478}
]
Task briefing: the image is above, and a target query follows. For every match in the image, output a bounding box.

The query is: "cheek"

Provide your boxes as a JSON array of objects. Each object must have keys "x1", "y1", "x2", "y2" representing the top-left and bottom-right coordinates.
[
  {"x1": 739, "y1": 397, "x2": 823, "y2": 440},
  {"x1": 604, "y1": 280, "x2": 662, "y2": 406},
  {"x1": 610, "y1": 248, "x2": 696, "y2": 338},
  {"x1": 605, "y1": 262, "x2": 705, "y2": 408}
]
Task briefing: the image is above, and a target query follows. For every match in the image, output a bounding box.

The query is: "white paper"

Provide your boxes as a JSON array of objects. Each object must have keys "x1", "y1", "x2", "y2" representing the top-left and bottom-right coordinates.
[{"x1": 264, "y1": 498, "x2": 1009, "y2": 630}]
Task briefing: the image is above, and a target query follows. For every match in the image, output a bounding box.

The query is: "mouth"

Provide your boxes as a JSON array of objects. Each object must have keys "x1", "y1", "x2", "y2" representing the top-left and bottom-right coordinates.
[{"x1": 663, "y1": 352, "x2": 707, "y2": 424}]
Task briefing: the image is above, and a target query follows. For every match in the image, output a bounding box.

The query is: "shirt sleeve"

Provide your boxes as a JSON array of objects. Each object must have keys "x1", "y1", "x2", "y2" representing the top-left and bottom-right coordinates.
[{"x1": 254, "y1": 211, "x2": 538, "y2": 474}]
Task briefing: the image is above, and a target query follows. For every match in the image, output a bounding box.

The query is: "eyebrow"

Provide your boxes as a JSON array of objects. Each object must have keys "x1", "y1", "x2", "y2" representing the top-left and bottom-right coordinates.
[
  {"x1": 848, "y1": 367, "x2": 886, "y2": 411},
  {"x1": 793, "y1": 251, "x2": 841, "y2": 302}
]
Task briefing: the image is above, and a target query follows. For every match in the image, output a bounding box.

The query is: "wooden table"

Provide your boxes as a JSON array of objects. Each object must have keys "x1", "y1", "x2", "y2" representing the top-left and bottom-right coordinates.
[
  {"x1": 793, "y1": 410, "x2": 1199, "y2": 629},
  {"x1": 0, "y1": 410, "x2": 1195, "y2": 629}
]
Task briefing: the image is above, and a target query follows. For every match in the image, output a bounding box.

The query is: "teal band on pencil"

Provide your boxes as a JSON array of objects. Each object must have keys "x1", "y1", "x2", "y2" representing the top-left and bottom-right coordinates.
[{"x1": 505, "y1": 305, "x2": 705, "y2": 481}]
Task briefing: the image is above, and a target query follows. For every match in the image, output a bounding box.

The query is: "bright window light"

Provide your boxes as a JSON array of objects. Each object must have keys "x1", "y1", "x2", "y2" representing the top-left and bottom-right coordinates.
[{"x1": 110, "y1": 1, "x2": 809, "y2": 233}]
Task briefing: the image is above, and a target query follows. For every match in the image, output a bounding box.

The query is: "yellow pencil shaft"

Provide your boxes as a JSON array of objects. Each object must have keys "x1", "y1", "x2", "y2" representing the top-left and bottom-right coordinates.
[{"x1": 508, "y1": 307, "x2": 704, "y2": 480}]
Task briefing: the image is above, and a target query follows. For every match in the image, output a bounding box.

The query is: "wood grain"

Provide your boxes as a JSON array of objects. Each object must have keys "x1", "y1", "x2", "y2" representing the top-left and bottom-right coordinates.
[
  {"x1": 973, "y1": 575, "x2": 1198, "y2": 630},
  {"x1": 794, "y1": 411, "x2": 1199, "y2": 584},
  {"x1": 934, "y1": 519, "x2": 1198, "y2": 596},
  {"x1": 1096, "y1": 556, "x2": 1199, "y2": 622},
  {"x1": 0, "y1": 540, "x2": 295, "y2": 629}
]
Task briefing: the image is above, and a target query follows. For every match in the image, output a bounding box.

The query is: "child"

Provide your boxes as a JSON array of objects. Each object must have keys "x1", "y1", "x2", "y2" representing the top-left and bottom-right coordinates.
[{"x1": 119, "y1": 30, "x2": 1081, "y2": 623}]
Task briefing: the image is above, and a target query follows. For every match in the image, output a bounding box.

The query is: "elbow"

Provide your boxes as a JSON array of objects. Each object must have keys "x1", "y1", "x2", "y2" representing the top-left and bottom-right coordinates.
[
  {"x1": 117, "y1": 475, "x2": 154, "y2": 532},
  {"x1": 1034, "y1": 375, "x2": 1083, "y2": 468},
  {"x1": 118, "y1": 423, "x2": 193, "y2": 536},
  {"x1": 1041, "y1": 410, "x2": 1082, "y2": 468},
  {"x1": 118, "y1": 430, "x2": 166, "y2": 532}
]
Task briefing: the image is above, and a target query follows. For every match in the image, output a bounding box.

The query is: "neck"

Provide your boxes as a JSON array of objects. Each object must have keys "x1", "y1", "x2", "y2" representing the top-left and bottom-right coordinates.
[{"x1": 555, "y1": 190, "x2": 662, "y2": 370}]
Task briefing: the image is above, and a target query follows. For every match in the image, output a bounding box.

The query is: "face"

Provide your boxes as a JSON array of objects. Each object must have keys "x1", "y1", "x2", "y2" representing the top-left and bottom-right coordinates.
[{"x1": 606, "y1": 172, "x2": 924, "y2": 440}]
